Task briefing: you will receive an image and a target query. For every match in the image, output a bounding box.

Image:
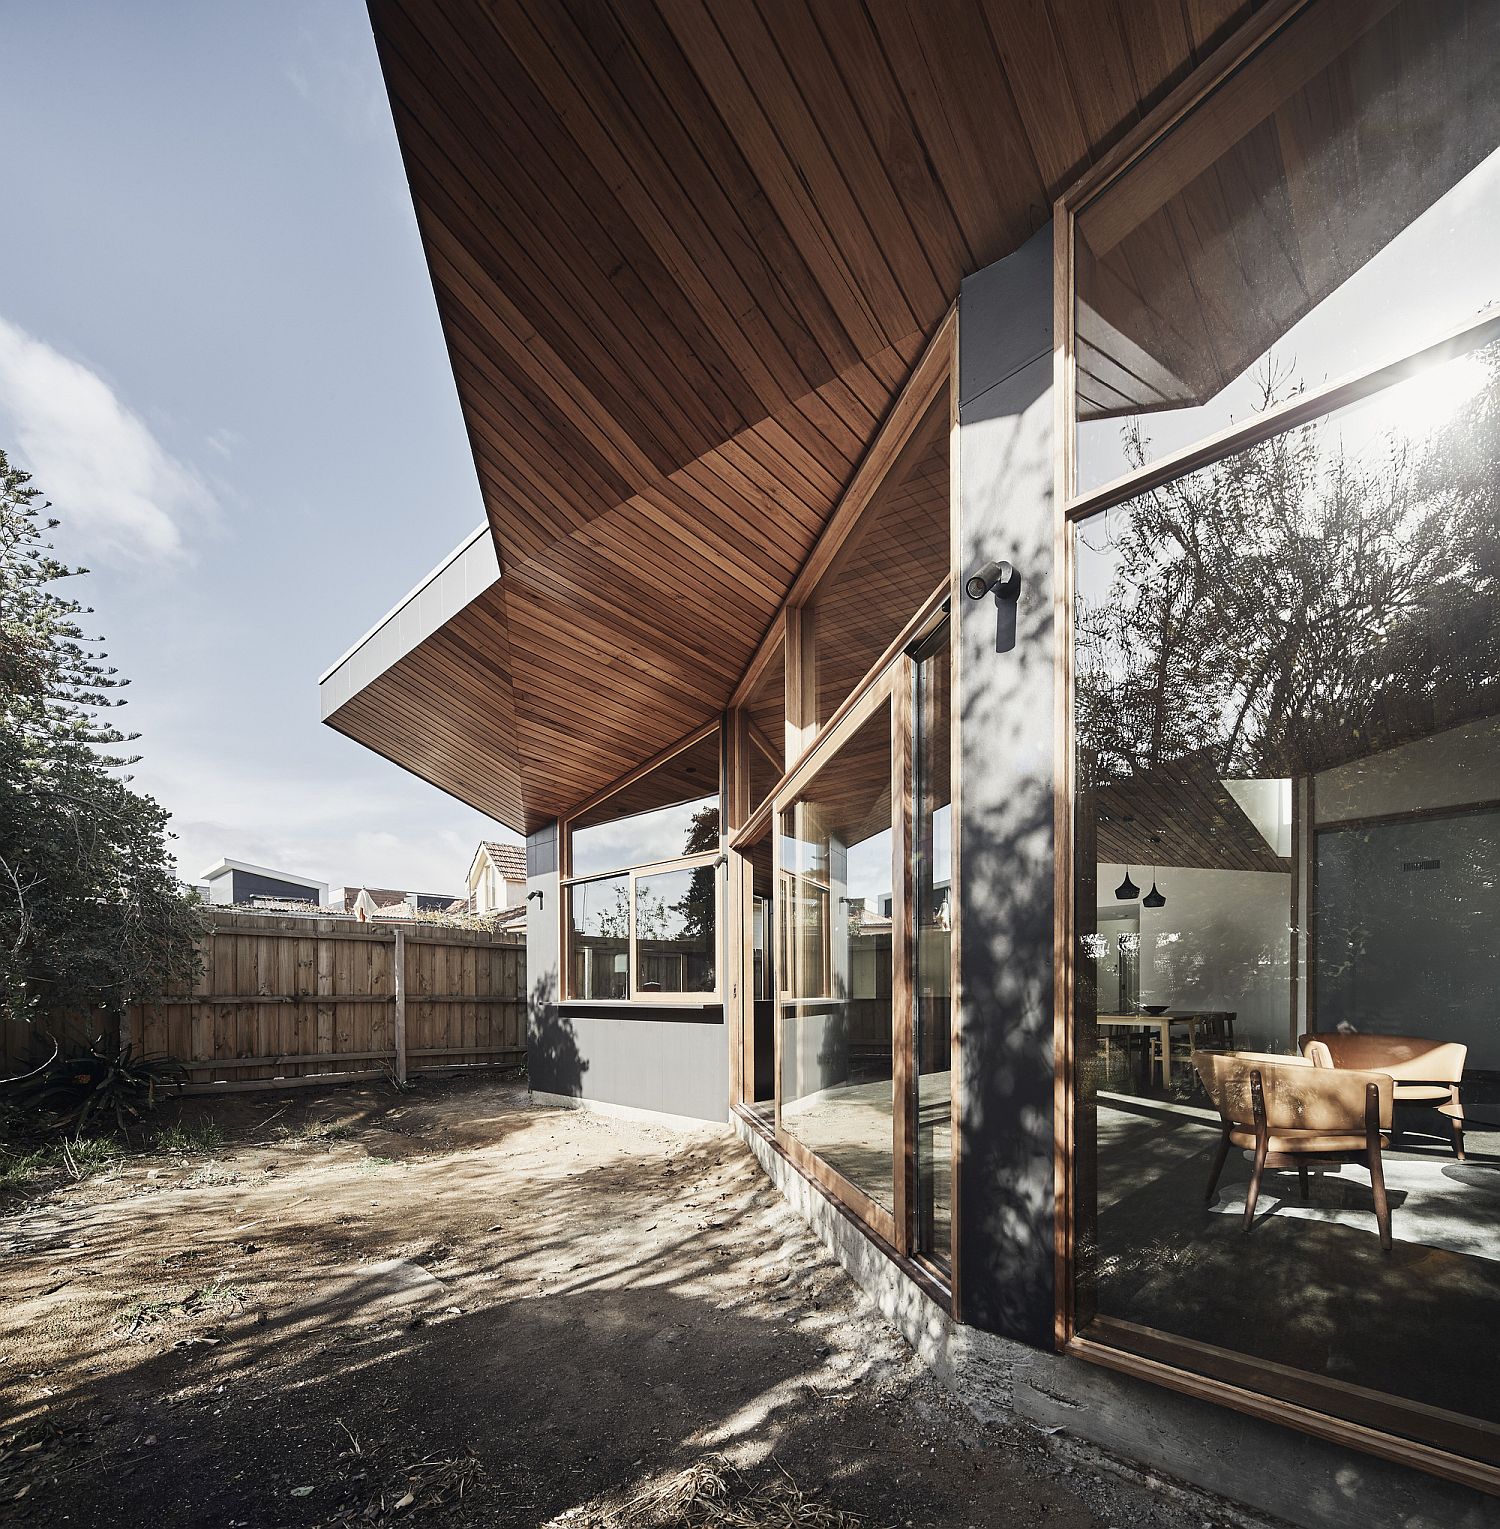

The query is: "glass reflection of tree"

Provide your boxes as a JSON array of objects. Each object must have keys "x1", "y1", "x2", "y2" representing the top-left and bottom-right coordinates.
[{"x1": 1078, "y1": 352, "x2": 1500, "y2": 784}]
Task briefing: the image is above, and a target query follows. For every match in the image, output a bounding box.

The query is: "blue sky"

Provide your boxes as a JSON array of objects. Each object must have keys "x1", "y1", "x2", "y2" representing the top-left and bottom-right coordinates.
[{"x1": 0, "y1": 1, "x2": 517, "y2": 895}]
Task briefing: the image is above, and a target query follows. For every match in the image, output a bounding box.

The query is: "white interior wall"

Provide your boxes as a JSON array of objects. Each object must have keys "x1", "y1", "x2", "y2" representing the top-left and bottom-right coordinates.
[
  {"x1": 1314, "y1": 716, "x2": 1500, "y2": 824},
  {"x1": 1097, "y1": 863, "x2": 1292, "y2": 1052}
]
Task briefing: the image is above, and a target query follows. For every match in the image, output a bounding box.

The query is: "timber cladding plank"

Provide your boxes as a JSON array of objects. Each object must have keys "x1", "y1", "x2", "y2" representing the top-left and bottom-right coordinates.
[
  {"x1": 128, "y1": 912, "x2": 525, "y2": 1091},
  {"x1": 334, "y1": 0, "x2": 1263, "y2": 834}
]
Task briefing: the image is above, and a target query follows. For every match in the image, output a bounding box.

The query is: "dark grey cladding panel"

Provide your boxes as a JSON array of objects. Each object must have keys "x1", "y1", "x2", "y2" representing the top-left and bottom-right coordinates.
[
  {"x1": 526, "y1": 822, "x2": 558, "y2": 878},
  {"x1": 230, "y1": 870, "x2": 321, "y2": 904},
  {"x1": 529, "y1": 1009, "x2": 728, "y2": 1124},
  {"x1": 958, "y1": 227, "x2": 1052, "y2": 408},
  {"x1": 955, "y1": 224, "x2": 1057, "y2": 1349}
]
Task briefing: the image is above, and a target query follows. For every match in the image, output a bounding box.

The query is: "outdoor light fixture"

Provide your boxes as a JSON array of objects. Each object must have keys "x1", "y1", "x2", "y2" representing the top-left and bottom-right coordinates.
[
  {"x1": 527, "y1": 889, "x2": 544, "y2": 908},
  {"x1": 965, "y1": 558, "x2": 1020, "y2": 602}
]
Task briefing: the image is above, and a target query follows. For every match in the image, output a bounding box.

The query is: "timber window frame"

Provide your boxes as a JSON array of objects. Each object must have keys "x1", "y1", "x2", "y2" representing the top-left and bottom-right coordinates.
[
  {"x1": 1053, "y1": 0, "x2": 1500, "y2": 1494},
  {"x1": 560, "y1": 720, "x2": 725, "y2": 1007}
]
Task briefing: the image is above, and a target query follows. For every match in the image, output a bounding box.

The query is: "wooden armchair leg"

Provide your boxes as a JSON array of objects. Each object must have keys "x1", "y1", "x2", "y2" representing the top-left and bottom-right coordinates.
[
  {"x1": 1366, "y1": 1082, "x2": 1392, "y2": 1253},
  {"x1": 1450, "y1": 1117, "x2": 1466, "y2": 1162},
  {"x1": 1244, "y1": 1140, "x2": 1268, "y2": 1231},
  {"x1": 1245, "y1": 1070, "x2": 1269, "y2": 1233},
  {"x1": 1205, "y1": 1128, "x2": 1231, "y2": 1205},
  {"x1": 1297, "y1": 1161, "x2": 1309, "y2": 1200}
]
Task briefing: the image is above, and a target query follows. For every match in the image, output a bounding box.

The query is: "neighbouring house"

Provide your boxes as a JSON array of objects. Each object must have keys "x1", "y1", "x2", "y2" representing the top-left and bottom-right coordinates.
[
  {"x1": 317, "y1": 3, "x2": 1500, "y2": 1520},
  {"x1": 467, "y1": 841, "x2": 527, "y2": 917},
  {"x1": 334, "y1": 885, "x2": 463, "y2": 919},
  {"x1": 200, "y1": 858, "x2": 327, "y2": 908}
]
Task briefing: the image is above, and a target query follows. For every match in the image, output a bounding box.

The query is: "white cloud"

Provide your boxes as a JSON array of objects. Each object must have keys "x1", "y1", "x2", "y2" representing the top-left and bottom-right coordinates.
[
  {"x1": 0, "y1": 314, "x2": 214, "y2": 562},
  {"x1": 140, "y1": 748, "x2": 510, "y2": 897},
  {"x1": 283, "y1": 12, "x2": 389, "y2": 146}
]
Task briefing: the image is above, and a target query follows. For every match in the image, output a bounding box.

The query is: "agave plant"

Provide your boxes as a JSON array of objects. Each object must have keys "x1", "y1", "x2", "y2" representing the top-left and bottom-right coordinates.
[{"x1": 16, "y1": 1042, "x2": 187, "y2": 1138}]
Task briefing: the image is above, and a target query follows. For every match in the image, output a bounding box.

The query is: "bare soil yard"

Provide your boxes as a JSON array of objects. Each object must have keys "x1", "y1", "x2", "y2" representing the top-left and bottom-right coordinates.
[{"x1": 1, "y1": 1075, "x2": 1260, "y2": 1527}]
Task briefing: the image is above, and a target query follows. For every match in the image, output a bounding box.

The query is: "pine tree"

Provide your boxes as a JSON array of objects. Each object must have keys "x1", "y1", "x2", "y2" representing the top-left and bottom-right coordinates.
[{"x1": 0, "y1": 450, "x2": 202, "y2": 1062}]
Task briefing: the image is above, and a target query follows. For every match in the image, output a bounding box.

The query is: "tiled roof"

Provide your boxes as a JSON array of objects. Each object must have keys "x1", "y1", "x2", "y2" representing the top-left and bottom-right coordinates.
[{"x1": 479, "y1": 841, "x2": 527, "y2": 880}]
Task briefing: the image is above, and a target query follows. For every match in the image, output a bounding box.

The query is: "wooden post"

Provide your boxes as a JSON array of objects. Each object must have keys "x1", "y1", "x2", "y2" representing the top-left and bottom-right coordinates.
[{"x1": 393, "y1": 928, "x2": 408, "y2": 1084}]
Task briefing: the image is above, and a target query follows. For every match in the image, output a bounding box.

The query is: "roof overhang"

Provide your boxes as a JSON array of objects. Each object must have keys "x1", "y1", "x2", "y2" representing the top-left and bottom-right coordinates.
[{"x1": 325, "y1": 0, "x2": 1264, "y2": 833}]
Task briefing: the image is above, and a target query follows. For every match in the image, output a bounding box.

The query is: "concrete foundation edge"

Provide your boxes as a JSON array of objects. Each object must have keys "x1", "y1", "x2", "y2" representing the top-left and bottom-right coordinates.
[
  {"x1": 531, "y1": 1089, "x2": 731, "y2": 1134},
  {"x1": 734, "y1": 1117, "x2": 1495, "y2": 1529}
]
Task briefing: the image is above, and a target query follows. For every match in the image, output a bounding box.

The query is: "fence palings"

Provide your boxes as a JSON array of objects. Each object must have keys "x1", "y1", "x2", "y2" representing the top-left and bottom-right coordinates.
[{"x1": 127, "y1": 910, "x2": 525, "y2": 1092}]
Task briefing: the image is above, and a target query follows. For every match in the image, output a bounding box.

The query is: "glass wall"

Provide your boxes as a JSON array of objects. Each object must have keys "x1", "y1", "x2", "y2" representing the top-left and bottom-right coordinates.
[
  {"x1": 799, "y1": 398, "x2": 949, "y2": 730},
  {"x1": 913, "y1": 621, "x2": 952, "y2": 1268},
  {"x1": 1070, "y1": 0, "x2": 1500, "y2": 1464},
  {"x1": 1073, "y1": 340, "x2": 1500, "y2": 1448},
  {"x1": 779, "y1": 701, "x2": 896, "y2": 1215},
  {"x1": 1074, "y1": 0, "x2": 1500, "y2": 492}
]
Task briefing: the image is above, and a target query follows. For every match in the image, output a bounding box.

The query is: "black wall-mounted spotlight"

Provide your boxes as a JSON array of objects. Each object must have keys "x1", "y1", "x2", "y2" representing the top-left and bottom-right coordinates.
[
  {"x1": 526, "y1": 889, "x2": 544, "y2": 909},
  {"x1": 964, "y1": 558, "x2": 1020, "y2": 602}
]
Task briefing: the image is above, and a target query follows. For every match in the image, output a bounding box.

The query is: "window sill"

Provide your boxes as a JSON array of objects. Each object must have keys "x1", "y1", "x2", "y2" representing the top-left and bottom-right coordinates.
[{"x1": 558, "y1": 998, "x2": 723, "y2": 1012}]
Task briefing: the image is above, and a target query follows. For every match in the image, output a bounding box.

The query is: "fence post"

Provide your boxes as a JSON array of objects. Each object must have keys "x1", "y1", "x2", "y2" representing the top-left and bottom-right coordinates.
[{"x1": 393, "y1": 928, "x2": 408, "y2": 1084}]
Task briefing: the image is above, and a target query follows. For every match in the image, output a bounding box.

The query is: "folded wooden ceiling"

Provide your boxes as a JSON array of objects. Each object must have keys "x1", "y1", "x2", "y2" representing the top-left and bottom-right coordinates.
[{"x1": 330, "y1": 0, "x2": 1261, "y2": 832}]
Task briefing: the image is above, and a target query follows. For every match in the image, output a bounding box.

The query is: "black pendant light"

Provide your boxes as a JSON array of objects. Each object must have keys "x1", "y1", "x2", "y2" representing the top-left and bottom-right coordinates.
[
  {"x1": 1112, "y1": 813, "x2": 1139, "y2": 900},
  {"x1": 1142, "y1": 835, "x2": 1167, "y2": 909}
]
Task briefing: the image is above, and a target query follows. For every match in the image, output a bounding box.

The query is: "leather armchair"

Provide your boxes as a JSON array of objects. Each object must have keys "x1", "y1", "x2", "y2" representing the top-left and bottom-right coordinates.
[
  {"x1": 1300, "y1": 1032, "x2": 1466, "y2": 1160},
  {"x1": 1194, "y1": 1049, "x2": 1395, "y2": 1251}
]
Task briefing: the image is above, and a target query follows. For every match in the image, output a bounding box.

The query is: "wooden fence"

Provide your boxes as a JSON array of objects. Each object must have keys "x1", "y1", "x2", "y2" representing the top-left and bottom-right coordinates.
[{"x1": 128, "y1": 910, "x2": 526, "y2": 1093}]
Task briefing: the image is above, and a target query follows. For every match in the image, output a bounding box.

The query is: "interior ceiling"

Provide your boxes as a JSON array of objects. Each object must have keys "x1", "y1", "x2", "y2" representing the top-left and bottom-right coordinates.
[
  {"x1": 1076, "y1": 0, "x2": 1500, "y2": 421},
  {"x1": 1096, "y1": 758, "x2": 1289, "y2": 874},
  {"x1": 331, "y1": 0, "x2": 1261, "y2": 833}
]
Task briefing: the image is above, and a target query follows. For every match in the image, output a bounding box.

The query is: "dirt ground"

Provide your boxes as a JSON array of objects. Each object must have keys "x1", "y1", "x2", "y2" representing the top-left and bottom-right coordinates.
[{"x1": 1, "y1": 1074, "x2": 1269, "y2": 1528}]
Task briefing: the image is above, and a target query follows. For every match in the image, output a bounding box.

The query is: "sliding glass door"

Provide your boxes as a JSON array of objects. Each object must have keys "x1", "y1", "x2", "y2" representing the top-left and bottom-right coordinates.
[
  {"x1": 912, "y1": 621, "x2": 953, "y2": 1270},
  {"x1": 772, "y1": 624, "x2": 953, "y2": 1271},
  {"x1": 777, "y1": 686, "x2": 900, "y2": 1241}
]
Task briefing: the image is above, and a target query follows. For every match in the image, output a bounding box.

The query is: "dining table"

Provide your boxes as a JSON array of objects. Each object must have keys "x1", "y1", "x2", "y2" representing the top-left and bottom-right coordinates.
[{"x1": 1095, "y1": 1010, "x2": 1236, "y2": 1083}]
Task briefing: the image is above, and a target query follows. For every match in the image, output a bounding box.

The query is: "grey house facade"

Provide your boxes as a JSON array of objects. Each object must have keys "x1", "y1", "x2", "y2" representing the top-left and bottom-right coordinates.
[
  {"x1": 322, "y1": 2, "x2": 1500, "y2": 1519},
  {"x1": 200, "y1": 859, "x2": 328, "y2": 908}
]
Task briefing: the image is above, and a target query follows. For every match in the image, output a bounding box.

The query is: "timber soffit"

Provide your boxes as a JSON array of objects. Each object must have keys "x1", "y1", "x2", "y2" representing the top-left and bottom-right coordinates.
[{"x1": 329, "y1": 0, "x2": 1262, "y2": 832}]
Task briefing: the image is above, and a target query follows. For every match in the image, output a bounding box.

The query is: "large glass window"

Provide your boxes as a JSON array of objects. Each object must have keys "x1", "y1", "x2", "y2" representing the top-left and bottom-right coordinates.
[
  {"x1": 570, "y1": 730, "x2": 719, "y2": 878},
  {"x1": 779, "y1": 701, "x2": 896, "y2": 1216},
  {"x1": 568, "y1": 875, "x2": 630, "y2": 1000},
  {"x1": 564, "y1": 729, "x2": 721, "y2": 1002},
  {"x1": 799, "y1": 398, "x2": 948, "y2": 730},
  {"x1": 1074, "y1": 0, "x2": 1500, "y2": 493},
  {"x1": 1072, "y1": 334, "x2": 1500, "y2": 1455},
  {"x1": 1069, "y1": 6, "x2": 1500, "y2": 1467},
  {"x1": 635, "y1": 865, "x2": 716, "y2": 994}
]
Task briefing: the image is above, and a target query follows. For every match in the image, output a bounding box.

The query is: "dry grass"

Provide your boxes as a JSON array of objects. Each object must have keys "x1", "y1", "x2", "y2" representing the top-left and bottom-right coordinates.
[{"x1": 549, "y1": 1457, "x2": 883, "y2": 1529}]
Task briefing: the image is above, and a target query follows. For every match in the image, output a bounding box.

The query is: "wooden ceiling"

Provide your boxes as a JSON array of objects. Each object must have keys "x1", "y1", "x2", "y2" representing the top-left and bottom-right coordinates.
[
  {"x1": 806, "y1": 398, "x2": 949, "y2": 727},
  {"x1": 331, "y1": 0, "x2": 1261, "y2": 831},
  {"x1": 1096, "y1": 758, "x2": 1289, "y2": 874}
]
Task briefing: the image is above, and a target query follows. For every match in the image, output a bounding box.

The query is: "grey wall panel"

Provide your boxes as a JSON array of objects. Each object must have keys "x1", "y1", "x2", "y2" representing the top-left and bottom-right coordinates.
[
  {"x1": 526, "y1": 816, "x2": 726, "y2": 1122},
  {"x1": 534, "y1": 1010, "x2": 729, "y2": 1124},
  {"x1": 955, "y1": 225, "x2": 1058, "y2": 1348},
  {"x1": 526, "y1": 822, "x2": 558, "y2": 878},
  {"x1": 229, "y1": 870, "x2": 323, "y2": 905}
]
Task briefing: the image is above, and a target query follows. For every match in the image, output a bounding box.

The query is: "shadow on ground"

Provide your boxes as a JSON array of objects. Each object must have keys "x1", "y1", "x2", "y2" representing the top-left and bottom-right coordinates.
[{"x1": 1, "y1": 1075, "x2": 1243, "y2": 1528}]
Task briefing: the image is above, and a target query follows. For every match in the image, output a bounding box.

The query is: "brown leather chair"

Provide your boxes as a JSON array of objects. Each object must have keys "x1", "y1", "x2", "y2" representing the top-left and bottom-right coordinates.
[
  {"x1": 1193, "y1": 1050, "x2": 1395, "y2": 1251},
  {"x1": 1300, "y1": 1032, "x2": 1467, "y2": 1160}
]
